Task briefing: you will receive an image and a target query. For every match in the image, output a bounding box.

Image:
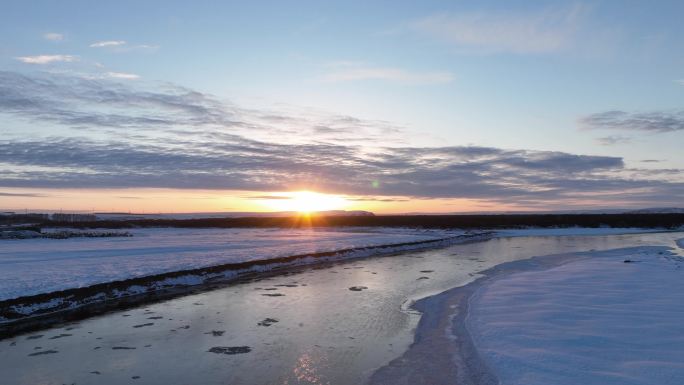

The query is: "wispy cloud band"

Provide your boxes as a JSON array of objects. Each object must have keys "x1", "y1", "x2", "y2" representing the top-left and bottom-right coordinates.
[
  {"x1": 581, "y1": 110, "x2": 684, "y2": 133},
  {"x1": 90, "y1": 40, "x2": 127, "y2": 48},
  {"x1": 411, "y1": 4, "x2": 587, "y2": 54},
  {"x1": 14, "y1": 55, "x2": 78, "y2": 64}
]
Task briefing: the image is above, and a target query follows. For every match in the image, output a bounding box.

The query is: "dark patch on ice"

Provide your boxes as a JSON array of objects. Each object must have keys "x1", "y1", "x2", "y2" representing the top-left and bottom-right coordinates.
[
  {"x1": 112, "y1": 346, "x2": 136, "y2": 350},
  {"x1": 147, "y1": 316, "x2": 163, "y2": 319},
  {"x1": 34, "y1": 346, "x2": 42, "y2": 349},
  {"x1": 133, "y1": 323, "x2": 154, "y2": 328},
  {"x1": 193, "y1": 302, "x2": 204, "y2": 306},
  {"x1": 179, "y1": 325, "x2": 190, "y2": 329},
  {"x1": 275, "y1": 284, "x2": 298, "y2": 287},
  {"x1": 26, "y1": 334, "x2": 43, "y2": 340},
  {"x1": 65, "y1": 325, "x2": 80, "y2": 330},
  {"x1": 90, "y1": 371, "x2": 101, "y2": 375},
  {"x1": 417, "y1": 276, "x2": 430, "y2": 280},
  {"x1": 205, "y1": 330, "x2": 225, "y2": 336},
  {"x1": 49, "y1": 333, "x2": 72, "y2": 339},
  {"x1": 349, "y1": 286, "x2": 368, "y2": 291},
  {"x1": 28, "y1": 349, "x2": 58, "y2": 356},
  {"x1": 262, "y1": 288, "x2": 278, "y2": 291},
  {"x1": 261, "y1": 293, "x2": 285, "y2": 297},
  {"x1": 10, "y1": 341, "x2": 16, "y2": 346},
  {"x1": 208, "y1": 346, "x2": 252, "y2": 355},
  {"x1": 132, "y1": 376, "x2": 141, "y2": 379},
  {"x1": 93, "y1": 346, "x2": 101, "y2": 350},
  {"x1": 419, "y1": 270, "x2": 434, "y2": 273},
  {"x1": 122, "y1": 314, "x2": 131, "y2": 317},
  {"x1": 623, "y1": 259, "x2": 640, "y2": 263},
  {"x1": 257, "y1": 318, "x2": 279, "y2": 327}
]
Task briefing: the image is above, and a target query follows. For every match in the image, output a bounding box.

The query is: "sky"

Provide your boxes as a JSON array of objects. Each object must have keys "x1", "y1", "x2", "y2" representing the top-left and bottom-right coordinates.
[{"x1": 0, "y1": 0, "x2": 683, "y2": 214}]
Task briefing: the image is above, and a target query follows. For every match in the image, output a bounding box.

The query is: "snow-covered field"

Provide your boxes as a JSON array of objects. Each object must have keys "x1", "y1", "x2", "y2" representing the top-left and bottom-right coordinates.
[
  {"x1": 0, "y1": 227, "x2": 461, "y2": 301},
  {"x1": 467, "y1": 246, "x2": 684, "y2": 385}
]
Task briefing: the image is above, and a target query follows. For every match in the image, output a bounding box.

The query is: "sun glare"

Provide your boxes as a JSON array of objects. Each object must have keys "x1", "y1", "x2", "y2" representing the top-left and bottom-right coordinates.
[{"x1": 261, "y1": 191, "x2": 348, "y2": 213}]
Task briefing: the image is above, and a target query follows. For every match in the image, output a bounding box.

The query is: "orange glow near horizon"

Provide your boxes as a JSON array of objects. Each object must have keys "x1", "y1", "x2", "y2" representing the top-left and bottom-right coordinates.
[
  {"x1": 257, "y1": 191, "x2": 349, "y2": 213},
  {"x1": 0, "y1": 187, "x2": 560, "y2": 214}
]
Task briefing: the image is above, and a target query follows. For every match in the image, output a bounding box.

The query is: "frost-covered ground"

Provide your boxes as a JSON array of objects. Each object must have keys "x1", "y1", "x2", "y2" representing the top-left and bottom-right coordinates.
[
  {"x1": 467, "y1": 245, "x2": 684, "y2": 385},
  {"x1": 0, "y1": 227, "x2": 460, "y2": 301}
]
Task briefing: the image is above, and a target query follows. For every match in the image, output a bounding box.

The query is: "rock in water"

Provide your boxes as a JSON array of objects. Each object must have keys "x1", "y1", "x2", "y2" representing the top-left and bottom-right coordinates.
[{"x1": 207, "y1": 346, "x2": 252, "y2": 355}]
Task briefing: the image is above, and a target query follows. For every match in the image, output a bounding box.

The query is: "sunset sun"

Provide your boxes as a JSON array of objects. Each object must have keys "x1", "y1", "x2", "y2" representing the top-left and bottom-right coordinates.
[{"x1": 261, "y1": 191, "x2": 348, "y2": 213}]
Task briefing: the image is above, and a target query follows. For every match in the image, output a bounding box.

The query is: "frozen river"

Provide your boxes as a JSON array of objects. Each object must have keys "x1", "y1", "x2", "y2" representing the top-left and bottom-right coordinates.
[{"x1": 1, "y1": 231, "x2": 682, "y2": 384}]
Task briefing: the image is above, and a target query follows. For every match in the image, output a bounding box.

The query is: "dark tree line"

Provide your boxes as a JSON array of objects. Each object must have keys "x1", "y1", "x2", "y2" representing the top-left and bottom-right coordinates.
[{"x1": 36, "y1": 213, "x2": 684, "y2": 230}]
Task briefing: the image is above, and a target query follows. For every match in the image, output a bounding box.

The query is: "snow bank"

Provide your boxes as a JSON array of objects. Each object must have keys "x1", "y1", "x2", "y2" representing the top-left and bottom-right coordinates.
[
  {"x1": 467, "y1": 247, "x2": 684, "y2": 385},
  {"x1": 0, "y1": 227, "x2": 461, "y2": 301}
]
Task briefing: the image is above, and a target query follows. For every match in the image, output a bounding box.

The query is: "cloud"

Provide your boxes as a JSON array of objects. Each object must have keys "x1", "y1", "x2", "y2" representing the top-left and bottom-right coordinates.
[
  {"x1": 0, "y1": 70, "x2": 681, "y2": 208},
  {"x1": 321, "y1": 63, "x2": 454, "y2": 85},
  {"x1": 245, "y1": 195, "x2": 293, "y2": 200},
  {"x1": 14, "y1": 55, "x2": 78, "y2": 64},
  {"x1": 595, "y1": 135, "x2": 631, "y2": 146},
  {"x1": 0, "y1": 71, "x2": 403, "y2": 146},
  {"x1": 0, "y1": 192, "x2": 49, "y2": 197},
  {"x1": 411, "y1": 4, "x2": 587, "y2": 54},
  {"x1": 581, "y1": 110, "x2": 684, "y2": 133},
  {"x1": 43, "y1": 33, "x2": 64, "y2": 41},
  {"x1": 0, "y1": 138, "x2": 630, "y2": 200},
  {"x1": 89, "y1": 41, "x2": 158, "y2": 52},
  {"x1": 105, "y1": 71, "x2": 140, "y2": 80},
  {"x1": 90, "y1": 40, "x2": 127, "y2": 48},
  {"x1": 132, "y1": 44, "x2": 159, "y2": 50},
  {"x1": 346, "y1": 197, "x2": 410, "y2": 202}
]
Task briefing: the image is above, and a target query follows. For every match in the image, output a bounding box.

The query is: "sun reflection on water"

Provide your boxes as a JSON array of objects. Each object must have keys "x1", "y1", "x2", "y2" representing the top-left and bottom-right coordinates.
[{"x1": 283, "y1": 350, "x2": 331, "y2": 385}]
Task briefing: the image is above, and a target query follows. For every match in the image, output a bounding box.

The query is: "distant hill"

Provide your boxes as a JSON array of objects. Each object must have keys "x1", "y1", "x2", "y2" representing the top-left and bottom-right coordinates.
[
  {"x1": 398, "y1": 207, "x2": 684, "y2": 216},
  {"x1": 625, "y1": 208, "x2": 684, "y2": 214}
]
